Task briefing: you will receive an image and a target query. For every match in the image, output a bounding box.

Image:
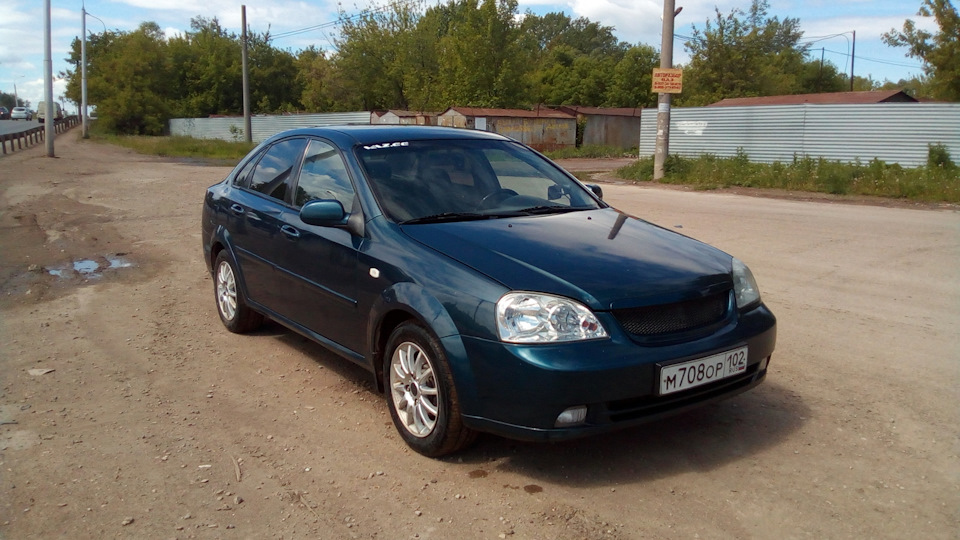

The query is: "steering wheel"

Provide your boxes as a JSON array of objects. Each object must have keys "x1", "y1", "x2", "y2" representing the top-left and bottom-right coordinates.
[{"x1": 477, "y1": 189, "x2": 519, "y2": 210}]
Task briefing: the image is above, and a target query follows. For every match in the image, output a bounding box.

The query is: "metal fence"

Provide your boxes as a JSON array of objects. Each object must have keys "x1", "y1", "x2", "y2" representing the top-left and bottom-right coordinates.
[
  {"x1": 639, "y1": 103, "x2": 960, "y2": 167},
  {"x1": 169, "y1": 112, "x2": 371, "y2": 143}
]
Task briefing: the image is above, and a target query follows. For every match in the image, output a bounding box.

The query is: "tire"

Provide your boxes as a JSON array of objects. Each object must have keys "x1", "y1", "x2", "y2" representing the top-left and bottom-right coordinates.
[
  {"x1": 213, "y1": 251, "x2": 263, "y2": 333},
  {"x1": 384, "y1": 322, "x2": 477, "y2": 457}
]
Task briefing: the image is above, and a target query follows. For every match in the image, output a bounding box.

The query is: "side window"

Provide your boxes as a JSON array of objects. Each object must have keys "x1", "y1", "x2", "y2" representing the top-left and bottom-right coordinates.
[
  {"x1": 248, "y1": 138, "x2": 308, "y2": 202},
  {"x1": 294, "y1": 139, "x2": 355, "y2": 208},
  {"x1": 233, "y1": 156, "x2": 258, "y2": 189}
]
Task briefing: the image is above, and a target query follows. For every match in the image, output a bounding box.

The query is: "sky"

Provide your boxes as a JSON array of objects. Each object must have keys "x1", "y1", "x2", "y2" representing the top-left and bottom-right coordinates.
[{"x1": 0, "y1": 0, "x2": 938, "y2": 111}]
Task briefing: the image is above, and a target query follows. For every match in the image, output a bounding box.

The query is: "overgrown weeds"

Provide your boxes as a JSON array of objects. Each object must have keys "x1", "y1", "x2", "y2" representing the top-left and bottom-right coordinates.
[
  {"x1": 616, "y1": 145, "x2": 960, "y2": 203},
  {"x1": 90, "y1": 130, "x2": 255, "y2": 162},
  {"x1": 543, "y1": 145, "x2": 634, "y2": 159}
]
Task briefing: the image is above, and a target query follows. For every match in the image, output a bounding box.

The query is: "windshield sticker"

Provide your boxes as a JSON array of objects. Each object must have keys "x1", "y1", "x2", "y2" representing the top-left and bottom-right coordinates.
[{"x1": 363, "y1": 142, "x2": 410, "y2": 150}]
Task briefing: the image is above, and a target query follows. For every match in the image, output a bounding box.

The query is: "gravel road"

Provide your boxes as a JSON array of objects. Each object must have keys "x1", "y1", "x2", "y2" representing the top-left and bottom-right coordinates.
[{"x1": 1, "y1": 133, "x2": 957, "y2": 539}]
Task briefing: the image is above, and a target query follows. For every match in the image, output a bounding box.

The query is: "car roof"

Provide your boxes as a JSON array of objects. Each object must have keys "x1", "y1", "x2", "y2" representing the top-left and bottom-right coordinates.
[{"x1": 262, "y1": 125, "x2": 511, "y2": 148}]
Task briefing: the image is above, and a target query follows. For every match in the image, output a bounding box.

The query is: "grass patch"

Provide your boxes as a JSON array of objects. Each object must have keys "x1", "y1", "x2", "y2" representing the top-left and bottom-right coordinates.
[
  {"x1": 543, "y1": 145, "x2": 634, "y2": 160},
  {"x1": 90, "y1": 130, "x2": 255, "y2": 163},
  {"x1": 615, "y1": 147, "x2": 960, "y2": 204}
]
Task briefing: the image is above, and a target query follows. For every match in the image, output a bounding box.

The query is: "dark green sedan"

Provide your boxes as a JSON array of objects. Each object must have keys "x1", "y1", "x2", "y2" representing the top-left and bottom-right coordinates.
[{"x1": 202, "y1": 126, "x2": 776, "y2": 457}]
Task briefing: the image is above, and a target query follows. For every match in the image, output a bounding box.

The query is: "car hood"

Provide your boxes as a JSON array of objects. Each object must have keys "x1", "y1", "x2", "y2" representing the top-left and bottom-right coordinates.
[{"x1": 400, "y1": 209, "x2": 733, "y2": 310}]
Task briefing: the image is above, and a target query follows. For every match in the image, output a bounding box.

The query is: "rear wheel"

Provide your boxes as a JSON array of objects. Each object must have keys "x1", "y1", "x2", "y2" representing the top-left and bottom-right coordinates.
[
  {"x1": 214, "y1": 251, "x2": 263, "y2": 333},
  {"x1": 385, "y1": 322, "x2": 476, "y2": 457}
]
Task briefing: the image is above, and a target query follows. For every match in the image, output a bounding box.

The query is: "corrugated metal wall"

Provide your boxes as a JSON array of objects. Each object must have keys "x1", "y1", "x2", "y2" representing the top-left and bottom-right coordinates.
[
  {"x1": 583, "y1": 116, "x2": 641, "y2": 149},
  {"x1": 639, "y1": 103, "x2": 960, "y2": 167},
  {"x1": 169, "y1": 112, "x2": 371, "y2": 143},
  {"x1": 489, "y1": 117, "x2": 576, "y2": 150}
]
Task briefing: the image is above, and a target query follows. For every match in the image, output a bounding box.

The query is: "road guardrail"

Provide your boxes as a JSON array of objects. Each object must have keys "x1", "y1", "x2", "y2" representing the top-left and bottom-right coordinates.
[{"x1": 1, "y1": 116, "x2": 81, "y2": 155}]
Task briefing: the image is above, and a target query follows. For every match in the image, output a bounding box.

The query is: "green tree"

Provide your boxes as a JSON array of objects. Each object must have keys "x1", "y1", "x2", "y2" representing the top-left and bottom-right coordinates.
[
  {"x1": 248, "y1": 32, "x2": 301, "y2": 112},
  {"x1": 297, "y1": 47, "x2": 338, "y2": 111},
  {"x1": 883, "y1": 0, "x2": 960, "y2": 101},
  {"x1": 1, "y1": 92, "x2": 18, "y2": 109},
  {"x1": 681, "y1": 0, "x2": 808, "y2": 105},
  {"x1": 852, "y1": 75, "x2": 882, "y2": 91},
  {"x1": 435, "y1": 0, "x2": 528, "y2": 107},
  {"x1": 87, "y1": 23, "x2": 172, "y2": 134},
  {"x1": 605, "y1": 45, "x2": 659, "y2": 107},
  {"x1": 797, "y1": 57, "x2": 849, "y2": 93},
  {"x1": 167, "y1": 17, "x2": 243, "y2": 118},
  {"x1": 521, "y1": 12, "x2": 629, "y2": 106},
  {"x1": 879, "y1": 76, "x2": 933, "y2": 97},
  {"x1": 334, "y1": 1, "x2": 423, "y2": 110}
]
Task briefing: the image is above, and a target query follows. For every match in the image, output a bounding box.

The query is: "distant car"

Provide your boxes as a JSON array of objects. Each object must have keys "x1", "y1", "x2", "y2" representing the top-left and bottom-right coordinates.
[
  {"x1": 11, "y1": 107, "x2": 32, "y2": 120},
  {"x1": 0, "y1": 107, "x2": 9, "y2": 120},
  {"x1": 202, "y1": 126, "x2": 777, "y2": 457},
  {"x1": 37, "y1": 101, "x2": 63, "y2": 123}
]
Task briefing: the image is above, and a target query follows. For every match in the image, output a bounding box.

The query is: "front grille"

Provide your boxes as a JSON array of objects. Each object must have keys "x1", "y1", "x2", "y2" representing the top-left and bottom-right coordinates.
[{"x1": 613, "y1": 291, "x2": 729, "y2": 337}]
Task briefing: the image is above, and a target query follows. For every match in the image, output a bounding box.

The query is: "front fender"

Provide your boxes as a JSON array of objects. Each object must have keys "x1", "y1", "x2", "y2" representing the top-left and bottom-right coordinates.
[{"x1": 366, "y1": 282, "x2": 480, "y2": 412}]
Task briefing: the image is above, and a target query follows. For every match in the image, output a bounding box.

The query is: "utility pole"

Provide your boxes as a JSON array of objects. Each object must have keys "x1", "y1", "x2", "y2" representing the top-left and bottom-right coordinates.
[
  {"x1": 653, "y1": 0, "x2": 677, "y2": 181},
  {"x1": 82, "y1": 5, "x2": 89, "y2": 138},
  {"x1": 241, "y1": 5, "x2": 252, "y2": 144},
  {"x1": 43, "y1": 0, "x2": 55, "y2": 157},
  {"x1": 849, "y1": 30, "x2": 856, "y2": 91}
]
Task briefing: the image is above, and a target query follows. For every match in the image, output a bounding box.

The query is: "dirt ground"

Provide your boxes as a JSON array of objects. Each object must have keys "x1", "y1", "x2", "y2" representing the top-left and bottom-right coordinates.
[{"x1": 1, "y1": 132, "x2": 958, "y2": 540}]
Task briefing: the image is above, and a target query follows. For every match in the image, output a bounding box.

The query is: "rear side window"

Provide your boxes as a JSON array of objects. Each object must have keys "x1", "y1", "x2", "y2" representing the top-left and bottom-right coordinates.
[
  {"x1": 248, "y1": 138, "x2": 308, "y2": 201},
  {"x1": 233, "y1": 156, "x2": 258, "y2": 189}
]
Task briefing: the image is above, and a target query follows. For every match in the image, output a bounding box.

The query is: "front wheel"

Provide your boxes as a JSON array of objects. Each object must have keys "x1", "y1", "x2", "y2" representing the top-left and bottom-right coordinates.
[
  {"x1": 213, "y1": 251, "x2": 263, "y2": 333},
  {"x1": 385, "y1": 323, "x2": 476, "y2": 457}
]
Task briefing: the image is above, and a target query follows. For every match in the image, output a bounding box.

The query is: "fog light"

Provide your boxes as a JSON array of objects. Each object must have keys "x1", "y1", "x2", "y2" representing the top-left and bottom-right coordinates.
[
  {"x1": 759, "y1": 356, "x2": 770, "y2": 371},
  {"x1": 555, "y1": 406, "x2": 588, "y2": 427}
]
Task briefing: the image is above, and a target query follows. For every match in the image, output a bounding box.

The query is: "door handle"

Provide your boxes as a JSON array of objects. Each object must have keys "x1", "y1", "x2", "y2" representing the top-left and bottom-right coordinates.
[
  {"x1": 229, "y1": 204, "x2": 245, "y2": 214},
  {"x1": 280, "y1": 225, "x2": 301, "y2": 239}
]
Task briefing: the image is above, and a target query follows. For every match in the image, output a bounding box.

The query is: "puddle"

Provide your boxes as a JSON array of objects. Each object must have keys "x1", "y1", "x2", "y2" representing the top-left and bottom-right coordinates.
[
  {"x1": 46, "y1": 254, "x2": 134, "y2": 280},
  {"x1": 73, "y1": 259, "x2": 100, "y2": 274}
]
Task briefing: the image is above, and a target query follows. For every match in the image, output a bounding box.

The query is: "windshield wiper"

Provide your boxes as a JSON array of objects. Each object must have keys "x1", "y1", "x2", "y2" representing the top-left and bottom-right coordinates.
[
  {"x1": 508, "y1": 205, "x2": 588, "y2": 215},
  {"x1": 400, "y1": 212, "x2": 489, "y2": 225}
]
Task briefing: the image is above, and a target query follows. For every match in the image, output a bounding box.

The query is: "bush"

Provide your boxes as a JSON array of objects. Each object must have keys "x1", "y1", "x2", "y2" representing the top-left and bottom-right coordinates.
[
  {"x1": 927, "y1": 144, "x2": 956, "y2": 170},
  {"x1": 614, "y1": 152, "x2": 960, "y2": 204}
]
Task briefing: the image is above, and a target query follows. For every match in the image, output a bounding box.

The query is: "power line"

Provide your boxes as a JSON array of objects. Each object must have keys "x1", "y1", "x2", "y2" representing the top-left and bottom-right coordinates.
[
  {"x1": 820, "y1": 48, "x2": 923, "y2": 69},
  {"x1": 268, "y1": 0, "x2": 418, "y2": 41}
]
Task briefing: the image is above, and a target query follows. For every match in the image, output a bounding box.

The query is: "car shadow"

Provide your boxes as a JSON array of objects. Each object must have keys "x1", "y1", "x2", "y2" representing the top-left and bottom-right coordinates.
[
  {"x1": 256, "y1": 320, "x2": 380, "y2": 389},
  {"x1": 254, "y1": 322, "x2": 805, "y2": 485},
  {"x1": 460, "y1": 379, "x2": 808, "y2": 487}
]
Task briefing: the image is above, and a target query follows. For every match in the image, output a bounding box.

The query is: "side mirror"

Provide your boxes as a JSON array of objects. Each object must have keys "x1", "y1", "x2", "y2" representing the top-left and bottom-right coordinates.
[
  {"x1": 300, "y1": 199, "x2": 346, "y2": 226},
  {"x1": 547, "y1": 185, "x2": 566, "y2": 201},
  {"x1": 587, "y1": 184, "x2": 603, "y2": 200}
]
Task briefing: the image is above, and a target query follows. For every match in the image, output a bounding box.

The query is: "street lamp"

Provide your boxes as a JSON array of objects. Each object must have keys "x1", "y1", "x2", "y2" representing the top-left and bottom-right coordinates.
[
  {"x1": 13, "y1": 75, "x2": 24, "y2": 107},
  {"x1": 81, "y1": 6, "x2": 106, "y2": 138}
]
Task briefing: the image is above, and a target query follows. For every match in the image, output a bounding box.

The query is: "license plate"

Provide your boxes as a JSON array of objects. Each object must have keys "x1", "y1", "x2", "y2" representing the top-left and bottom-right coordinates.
[{"x1": 658, "y1": 347, "x2": 748, "y2": 395}]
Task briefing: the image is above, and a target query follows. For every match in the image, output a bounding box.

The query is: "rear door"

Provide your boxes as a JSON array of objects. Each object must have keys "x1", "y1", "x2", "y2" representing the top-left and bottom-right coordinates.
[{"x1": 227, "y1": 137, "x2": 308, "y2": 312}]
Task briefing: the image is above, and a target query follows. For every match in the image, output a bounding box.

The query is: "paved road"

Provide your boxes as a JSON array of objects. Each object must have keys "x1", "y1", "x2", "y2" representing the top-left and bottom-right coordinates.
[{"x1": 0, "y1": 119, "x2": 41, "y2": 136}]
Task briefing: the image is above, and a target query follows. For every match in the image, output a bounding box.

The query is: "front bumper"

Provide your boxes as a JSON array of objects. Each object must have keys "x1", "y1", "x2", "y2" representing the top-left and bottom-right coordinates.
[{"x1": 453, "y1": 303, "x2": 777, "y2": 441}]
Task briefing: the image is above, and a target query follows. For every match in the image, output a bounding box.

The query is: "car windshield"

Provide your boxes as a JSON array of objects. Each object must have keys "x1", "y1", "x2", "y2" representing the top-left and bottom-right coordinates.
[{"x1": 357, "y1": 139, "x2": 602, "y2": 223}]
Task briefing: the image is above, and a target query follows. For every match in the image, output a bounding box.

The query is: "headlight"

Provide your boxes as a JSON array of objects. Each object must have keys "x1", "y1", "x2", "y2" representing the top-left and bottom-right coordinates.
[
  {"x1": 732, "y1": 258, "x2": 762, "y2": 309},
  {"x1": 496, "y1": 292, "x2": 608, "y2": 343}
]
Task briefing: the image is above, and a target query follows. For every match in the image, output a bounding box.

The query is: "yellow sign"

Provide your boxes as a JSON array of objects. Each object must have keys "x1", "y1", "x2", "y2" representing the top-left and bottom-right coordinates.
[{"x1": 652, "y1": 68, "x2": 683, "y2": 93}]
